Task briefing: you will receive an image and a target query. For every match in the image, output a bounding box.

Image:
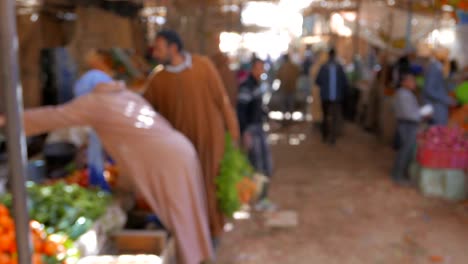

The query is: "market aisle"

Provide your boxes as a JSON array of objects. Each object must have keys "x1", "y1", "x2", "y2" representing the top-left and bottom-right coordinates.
[{"x1": 217, "y1": 123, "x2": 468, "y2": 264}]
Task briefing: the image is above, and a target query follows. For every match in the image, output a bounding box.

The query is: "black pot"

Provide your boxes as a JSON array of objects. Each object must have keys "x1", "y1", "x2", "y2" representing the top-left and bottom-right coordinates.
[{"x1": 43, "y1": 142, "x2": 77, "y2": 172}]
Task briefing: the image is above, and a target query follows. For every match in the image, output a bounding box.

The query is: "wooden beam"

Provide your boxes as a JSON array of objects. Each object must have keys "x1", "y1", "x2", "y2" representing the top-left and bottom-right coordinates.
[{"x1": 353, "y1": 0, "x2": 362, "y2": 56}]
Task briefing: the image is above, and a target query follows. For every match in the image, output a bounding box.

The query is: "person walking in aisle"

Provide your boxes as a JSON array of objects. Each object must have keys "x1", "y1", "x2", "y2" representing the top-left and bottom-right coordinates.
[
  {"x1": 143, "y1": 30, "x2": 240, "y2": 244},
  {"x1": 315, "y1": 48, "x2": 349, "y2": 145},
  {"x1": 276, "y1": 53, "x2": 301, "y2": 122},
  {"x1": 309, "y1": 50, "x2": 328, "y2": 130}
]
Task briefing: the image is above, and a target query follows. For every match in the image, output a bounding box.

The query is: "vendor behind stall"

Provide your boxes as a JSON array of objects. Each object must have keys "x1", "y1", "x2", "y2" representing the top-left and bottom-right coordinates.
[
  {"x1": 0, "y1": 70, "x2": 214, "y2": 264},
  {"x1": 422, "y1": 51, "x2": 456, "y2": 125}
]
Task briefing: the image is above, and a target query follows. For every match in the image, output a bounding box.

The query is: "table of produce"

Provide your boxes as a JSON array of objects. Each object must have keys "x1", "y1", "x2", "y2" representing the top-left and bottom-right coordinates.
[{"x1": 0, "y1": 181, "x2": 115, "y2": 264}]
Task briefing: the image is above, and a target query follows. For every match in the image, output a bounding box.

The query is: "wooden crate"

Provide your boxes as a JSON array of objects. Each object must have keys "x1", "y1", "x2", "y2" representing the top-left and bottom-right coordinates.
[{"x1": 113, "y1": 230, "x2": 168, "y2": 255}]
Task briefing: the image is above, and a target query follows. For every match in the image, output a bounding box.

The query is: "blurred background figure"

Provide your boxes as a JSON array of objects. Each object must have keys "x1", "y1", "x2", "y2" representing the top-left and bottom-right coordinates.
[
  {"x1": 237, "y1": 58, "x2": 274, "y2": 210},
  {"x1": 316, "y1": 48, "x2": 349, "y2": 145},
  {"x1": 309, "y1": 50, "x2": 328, "y2": 129},
  {"x1": 237, "y1": 60, "x2": 252, "y2": 84},
  {"x1": 276, "y1": 53, "x2": 301, "y2": 123},
  {"x1": 302, "y1": 45, "x2": 314, "y2": 77},
  {"x1": 345, "y1": 54, "x2": 364, "y2": 122},
  {"x1": 296, "y1": 46, "x2": 314, "y2": 116},
  {"x1": 392, "y1": 53, "x2": 412, "y2": 89}
]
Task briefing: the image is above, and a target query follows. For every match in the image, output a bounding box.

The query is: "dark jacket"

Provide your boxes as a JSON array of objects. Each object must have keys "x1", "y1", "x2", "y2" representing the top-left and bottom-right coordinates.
[
  {"x1": 316, "y1": 60, "x2": 349, "y2": 102},
  {"x1": 237, "y1": 74, "x2": 267, "y2": 134}
]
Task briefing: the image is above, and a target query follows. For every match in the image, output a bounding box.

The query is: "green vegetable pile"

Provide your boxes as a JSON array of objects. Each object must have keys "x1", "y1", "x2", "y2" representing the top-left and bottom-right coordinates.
[
  {"x1": 455, "y1": 81, "x2": 468, "y2": 105},
  {"x1": 1, "y1": 181, "x2": 111, "y2": 240},
  {"x1": 216, "y1": 134, "x2": 253, "y2": 217}
]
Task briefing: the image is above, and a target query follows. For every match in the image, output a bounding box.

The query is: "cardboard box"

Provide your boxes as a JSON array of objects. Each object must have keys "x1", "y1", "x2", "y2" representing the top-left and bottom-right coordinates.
[
  {"x1": 75, "y1": 204, "x2": 127, "y2": 257},
  {"x1": 78, "y1": 231, "x2": 176, "y2": 264}
]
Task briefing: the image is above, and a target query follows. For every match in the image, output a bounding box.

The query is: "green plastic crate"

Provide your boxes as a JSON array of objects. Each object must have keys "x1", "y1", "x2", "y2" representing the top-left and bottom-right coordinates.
[{"x1": 419, "y1": 167, "x2": 467, "y2": 201}]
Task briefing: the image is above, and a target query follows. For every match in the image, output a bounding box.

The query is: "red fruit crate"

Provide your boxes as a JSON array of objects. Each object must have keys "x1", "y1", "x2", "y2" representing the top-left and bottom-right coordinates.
[{"x1": 417, "y1": 146, "x2": 468, "y2": 170}]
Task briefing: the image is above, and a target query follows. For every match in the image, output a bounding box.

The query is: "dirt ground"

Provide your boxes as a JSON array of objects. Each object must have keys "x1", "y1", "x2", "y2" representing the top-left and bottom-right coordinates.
[{"x1": 217, "y1": 123, "x2": 468, "y2": 264}]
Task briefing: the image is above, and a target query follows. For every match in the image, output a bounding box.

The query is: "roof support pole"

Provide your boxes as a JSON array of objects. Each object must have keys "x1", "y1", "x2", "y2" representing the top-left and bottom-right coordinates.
[
  {"x1": 405, "y1": 0, "x2": 414, "y2": 50},
  {"x1": 0, "y1": 1, "x2": 32, "y2": 263},
  {"x1": 353, "y1": 0, "x2": 363, "y2": 56}
]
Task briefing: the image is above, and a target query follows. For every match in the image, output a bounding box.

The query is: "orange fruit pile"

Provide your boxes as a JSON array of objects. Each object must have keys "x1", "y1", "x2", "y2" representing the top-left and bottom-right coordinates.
[
  {"x1": 0, "y1": 204, "x2": 66, "y2": 264},
  {"x1": 236, "y1": 177, "x2": 257, "y2": 204}
]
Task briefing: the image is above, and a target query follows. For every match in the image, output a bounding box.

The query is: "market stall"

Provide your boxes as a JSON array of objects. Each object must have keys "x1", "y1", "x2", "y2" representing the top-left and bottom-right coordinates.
[
  {"x1": 2, "y1": 2, "x2": 173, "y2": 261},
  {"x1": 1, "y1": 40, "x2": 257, "y2": 264},
  {"x1": 410, "y1": 126, "x2": 468, "y2": 201},
  {"x1": 0, "y1": 140, "x2": 181, "y2": 264}
]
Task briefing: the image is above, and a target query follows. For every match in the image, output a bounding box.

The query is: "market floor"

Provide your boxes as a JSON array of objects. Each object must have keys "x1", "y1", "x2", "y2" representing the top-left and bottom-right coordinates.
[{"x1": 217, "y1": 123, "x2": 468, "y2": 264}]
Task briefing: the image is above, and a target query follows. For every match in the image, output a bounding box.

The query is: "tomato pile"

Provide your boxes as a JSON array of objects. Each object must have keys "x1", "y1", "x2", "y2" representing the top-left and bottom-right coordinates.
[
  {"x1": 62, "y1": 170, "x2": 89, "y2": 188},
  {"x1": 0, "y1": 205, "x2": 66, "y2": 264},
  {"x1": 49, "y1": 165, "x2": 118, "y2": 189}
]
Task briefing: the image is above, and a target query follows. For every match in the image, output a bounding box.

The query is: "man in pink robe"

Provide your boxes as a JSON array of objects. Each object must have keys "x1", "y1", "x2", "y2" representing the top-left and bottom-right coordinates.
[{"x1": 0, "y1": 70, "x2": 214, "y2": 264}]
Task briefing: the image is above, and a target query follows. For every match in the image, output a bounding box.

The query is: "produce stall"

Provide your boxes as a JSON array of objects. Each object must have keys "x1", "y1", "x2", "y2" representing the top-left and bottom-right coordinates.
[
  {"x1": 1, "y1": 1, "x2": 261, "y2": 262},
  {"x1": 0, "y1": 102, "x2": 257, "y2": 264},
  {"x1": 0, "y1": 180, "x2": 124, "y2": 263},
  {"x1": 0, "y1": 132, "x2": 257, "y2": 264},
  {"x1": 0, "y1": 105, "x2": 178, "y2": 263},
  {"x1": 0, "y1": 204, "x2": 67, "y2": 264},
  {"x1": 412, "y1": 126, "x2": 468, "y2": 201},
  {"x1": 0, "y1": 40, "x2": 257, "y2": 264},
  {"x1": 0, "y1": 160, "x2": 179, "y2": 264},
  {"x1": 1, "y1": 37, "x2": 180, "y2": 262}
]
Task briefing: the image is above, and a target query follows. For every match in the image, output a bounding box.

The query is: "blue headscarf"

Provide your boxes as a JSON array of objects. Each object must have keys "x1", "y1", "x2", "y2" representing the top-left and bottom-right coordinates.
[
  {"x1": 73, "y1": 70, "x2": 113, "y2": 192},
  {"x1": 73, "y1": 69, "x2": 113, "y2": 97}
]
